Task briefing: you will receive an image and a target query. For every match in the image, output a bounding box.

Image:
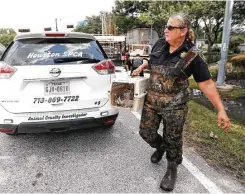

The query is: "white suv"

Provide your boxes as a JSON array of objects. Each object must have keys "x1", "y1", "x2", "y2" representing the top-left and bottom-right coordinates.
[{"x1": 0, "y1": 32, "x2": 119, "y2": 135}]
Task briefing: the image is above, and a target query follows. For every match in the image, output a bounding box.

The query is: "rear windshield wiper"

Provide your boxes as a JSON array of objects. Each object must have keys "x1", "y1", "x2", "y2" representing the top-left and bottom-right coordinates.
[{"x1": 54, "y1": 57, "x2": 101, "y2": 64}]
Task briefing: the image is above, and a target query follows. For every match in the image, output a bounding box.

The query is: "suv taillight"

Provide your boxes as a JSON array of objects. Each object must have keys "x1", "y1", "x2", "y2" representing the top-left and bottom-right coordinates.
[
  {"x1": 0, "y1": 62, "x2": 17, "y2": 79},
  {"x1": 92, "y1": 60, "x2": 115, "y2": 75}
]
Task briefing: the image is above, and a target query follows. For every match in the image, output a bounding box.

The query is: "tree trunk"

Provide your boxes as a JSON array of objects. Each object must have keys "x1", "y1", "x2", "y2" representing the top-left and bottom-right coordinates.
[
  {"x1": 207, "y1": 42, "x2": 212, "y2": 63},
  {"x1": 155, "y1": 27, "x2": 164, "y2": 38},
  {"x1": 193, "y1": 28, "x2": 197, "y2": 45}
]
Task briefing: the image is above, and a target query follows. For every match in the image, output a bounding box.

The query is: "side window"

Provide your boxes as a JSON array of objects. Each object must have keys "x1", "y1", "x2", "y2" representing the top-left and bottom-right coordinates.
[
  {"x1": 88, "y1": 41, "x2": 104, "y2": 60},
  {"x1": 3, "y1": 41, "x2": 23, "y2": 65}
]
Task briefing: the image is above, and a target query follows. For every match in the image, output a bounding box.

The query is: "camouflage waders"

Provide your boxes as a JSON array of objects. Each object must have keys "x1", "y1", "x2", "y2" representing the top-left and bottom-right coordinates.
[{"x1": 139, "y1": 46, "x2": 198, "y2": 164}]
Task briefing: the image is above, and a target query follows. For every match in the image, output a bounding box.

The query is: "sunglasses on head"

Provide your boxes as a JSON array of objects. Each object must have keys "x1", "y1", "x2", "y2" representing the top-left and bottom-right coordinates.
[{"x1": 165, "y1": 25, "x2": 185, "y2": 31}]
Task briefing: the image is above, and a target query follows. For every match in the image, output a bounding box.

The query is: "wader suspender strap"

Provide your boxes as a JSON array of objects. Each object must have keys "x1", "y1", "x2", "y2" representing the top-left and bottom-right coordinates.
[{"x1": 174, "y1": 46, "x2": 199, "y2": 70}]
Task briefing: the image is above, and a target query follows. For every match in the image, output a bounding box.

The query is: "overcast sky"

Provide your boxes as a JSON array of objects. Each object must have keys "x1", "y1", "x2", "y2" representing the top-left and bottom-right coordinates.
[{"x1": 0, "y1": 0, "x2": 115, "y2": 32}]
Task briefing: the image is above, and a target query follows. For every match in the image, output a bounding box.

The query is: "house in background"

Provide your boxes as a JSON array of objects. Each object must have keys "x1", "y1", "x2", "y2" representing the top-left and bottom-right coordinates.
[
  {"x1": 238, "y1": 41, "x2": 245, "y2": 52},
  {"x1": 195, "y1": 39, "x2": 207, "y2": 49},
  {"x1": 126, "y1": 28, "x2": 159, "y2": 46}
]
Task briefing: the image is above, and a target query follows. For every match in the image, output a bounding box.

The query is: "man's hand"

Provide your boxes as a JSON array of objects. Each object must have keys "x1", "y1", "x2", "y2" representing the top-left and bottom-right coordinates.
[
  {"x1": 132, "y1": 66, "x2": 142, "y2": 76},
  {"x1": 198, "y1": 79, "x2": 230, "y2": 133},
  {"x1": 217, "y1": 110, "x2": 230, "y2": 132}
]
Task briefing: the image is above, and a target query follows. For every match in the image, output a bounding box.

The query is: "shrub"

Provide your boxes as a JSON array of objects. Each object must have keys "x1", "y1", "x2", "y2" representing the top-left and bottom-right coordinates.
[
  {"x1": 209, "y1": 68, "x2": 218, "y2": 79},
  {"x1": 233, "y1": 47, "x2": 241, "y2": 54},
  {"x1": 208, "y1": 62, "x2": 241, "y2": 80},
  {"x1": 226, "y1": 71, "x2": 245, "y2": 80},
  {"x1": 203, "y1": 52, "x2": 220, "y2": 63},
  {"x1": 230, "y1": 54, "x2": 245, "y2": 68}
]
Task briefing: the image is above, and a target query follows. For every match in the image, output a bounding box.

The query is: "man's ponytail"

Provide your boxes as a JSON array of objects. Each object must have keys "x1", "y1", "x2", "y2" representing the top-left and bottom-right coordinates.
[{"x1": 186, "y1": 29, "x2": 195, "y2": 42}]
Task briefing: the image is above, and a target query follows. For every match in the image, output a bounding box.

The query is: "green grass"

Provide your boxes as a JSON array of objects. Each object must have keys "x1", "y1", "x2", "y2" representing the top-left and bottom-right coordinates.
[
  {"x1": 188, "y1": 77, "x2": 199, "y2": 90},
  {"x1": 185, "y1": 101, "x2": 245, "y2": 184},
  {"x1": 219, "y1": 89, "x2": 245, "y2": 99}
]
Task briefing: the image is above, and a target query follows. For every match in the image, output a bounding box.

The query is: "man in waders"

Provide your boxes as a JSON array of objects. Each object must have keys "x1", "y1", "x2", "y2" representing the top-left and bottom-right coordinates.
[
  {"x1": 130, "y1": 54, "x2": 144, "y2": 77},
  {"x1": 132, "y1": 13, "x2": 230, "y2": 192}
]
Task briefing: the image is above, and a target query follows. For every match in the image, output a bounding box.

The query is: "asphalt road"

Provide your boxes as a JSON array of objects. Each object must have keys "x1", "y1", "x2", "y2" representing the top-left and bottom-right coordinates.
[{"x1": 0, "y1": 109, "x2": 244, "y2": 193}]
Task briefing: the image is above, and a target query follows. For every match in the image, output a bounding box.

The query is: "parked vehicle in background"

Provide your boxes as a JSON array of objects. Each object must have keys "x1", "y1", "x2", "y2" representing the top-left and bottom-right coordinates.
[
  {"x1": 128, "y1": 44, "x2": 152, "y2": 58},
  {"x1": 94, "y1": 35, "x2": 126, "y2": 60}
]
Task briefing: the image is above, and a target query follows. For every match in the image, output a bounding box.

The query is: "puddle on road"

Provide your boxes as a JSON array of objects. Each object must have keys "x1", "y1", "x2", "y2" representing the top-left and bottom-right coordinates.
[{"x1": 189, "y1": 89, "x2": 245, "y2": 124}]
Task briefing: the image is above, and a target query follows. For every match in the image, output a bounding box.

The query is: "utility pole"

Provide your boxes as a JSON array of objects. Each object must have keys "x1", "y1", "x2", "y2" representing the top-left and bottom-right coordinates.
[
  {"x1": 100, "y1": 13, "x2": 104, "y2": 35},
  {"x1": 148, "y1": 12, "x2": 154, "y2": 46},
  {"x1": 217, "y1": 0, "x2": 234, "y2": 86},
  {"x1": 55, "y1": 18, "x2": 58, "y2": 32},
  {"x1": 101, "y1": 12, "x2": 107, "y2": 35},
  {"x1": 150, "y1": 22, "x2": 153, "y2": 46}
]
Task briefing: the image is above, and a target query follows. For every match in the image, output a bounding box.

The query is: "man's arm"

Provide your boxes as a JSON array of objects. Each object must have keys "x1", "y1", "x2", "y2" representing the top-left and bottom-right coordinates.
[
  {"x1": 125, "y1": 58, "x2": 132, "y2": 72},
  {"x1": 198, "y1": 79, "x2": 230, "y2": 131},
  {"x1": 132, "y1": 60, "x2": 149, "y2": 76},
  {"x1": 125, "y1": 64, "x2": 129, "y2": 72}
]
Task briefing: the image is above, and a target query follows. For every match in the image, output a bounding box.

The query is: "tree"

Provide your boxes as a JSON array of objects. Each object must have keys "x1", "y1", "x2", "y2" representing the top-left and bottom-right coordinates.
[
  {"x1": 73, "y1": 15, "x2": 102, "y2": 34},
  {"x1": 112, "y1": 0, "x2": 245, "y2": 61},
  {"x1": 188, "y1": 1, "x2": 245, "y2": 62},
  {"x1": 232, "y1": 1, "x2": 245, "y2": 26},
  {"x1": 138, "y1": 1, "x2": 209, "y2": 39},
  {"x1": 140, "y1": 1, "x2": 226, "y2": 61},
  {"x1": 231, "y1": 26, "x2": 245, "y2": 36},
  {"x1": 112, "y1": 0, "x2": 150, "y2": 34},
  {"x1": 0, "y1": 28, "x2": 16, "y2": 35},
  {"x1": 195, "y1": 2, "x2": 226, "y2": 62},
  {"x1": 138, "y1": 1, "x2": 245, "y2": 62},
  {"x1": 139, "y1": 1, "x2": 189, "y2": 38},
  {"x1": 0, "y1": 28, "x2": 16, "y2": 47}
]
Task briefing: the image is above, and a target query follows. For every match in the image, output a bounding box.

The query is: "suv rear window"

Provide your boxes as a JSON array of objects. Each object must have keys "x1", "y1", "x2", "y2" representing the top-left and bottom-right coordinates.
[{"x1": 3, "y1": 38, "x2": 106, "y2": 66}]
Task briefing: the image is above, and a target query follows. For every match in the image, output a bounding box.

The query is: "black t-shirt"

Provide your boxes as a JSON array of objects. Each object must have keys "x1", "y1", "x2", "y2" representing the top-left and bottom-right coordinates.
[
  {"x1": 149, "y1": 39, "x2": 211, "y2": 83},
  {"x1": 132, "y1": 57, "x2": 144, "y2": 68}
]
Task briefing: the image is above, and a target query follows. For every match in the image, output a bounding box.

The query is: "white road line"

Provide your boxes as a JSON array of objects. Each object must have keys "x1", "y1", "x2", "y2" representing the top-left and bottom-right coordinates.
[
  {"x1": 0, "y1": 156, "x2": 16, "y2": 159},
  {"x1": 131, "y1": 110, "x2": 224, "y2": 194},
  {"x1": 131, "y1": 110, "x2": 141, "y2": 120},
  {"x1": 182, "y1": 156, "x2": 224, "y2": 194}
]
